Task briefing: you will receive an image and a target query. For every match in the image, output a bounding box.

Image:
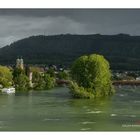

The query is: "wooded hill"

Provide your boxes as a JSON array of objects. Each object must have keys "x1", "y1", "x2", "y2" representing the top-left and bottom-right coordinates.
[{"x1": 0, "y1": 34, "x2": 140, "y2": 70}]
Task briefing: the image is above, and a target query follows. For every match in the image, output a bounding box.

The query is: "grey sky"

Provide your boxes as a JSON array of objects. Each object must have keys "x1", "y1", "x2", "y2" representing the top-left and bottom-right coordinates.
[{"x1": 0, "y1": 9, "x2": 140, "y2": 47}]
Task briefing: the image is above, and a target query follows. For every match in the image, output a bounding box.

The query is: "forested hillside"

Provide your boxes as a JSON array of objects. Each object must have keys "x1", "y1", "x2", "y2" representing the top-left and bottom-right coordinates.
[{"x1": 0, "y1": 34, "x2": 140, "y2": 70}]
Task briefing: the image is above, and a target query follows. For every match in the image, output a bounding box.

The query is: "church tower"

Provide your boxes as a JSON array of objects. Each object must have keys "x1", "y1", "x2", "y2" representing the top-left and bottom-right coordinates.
[{"x1": 16, "y1": 57, "x2": 24, "y2": 69}]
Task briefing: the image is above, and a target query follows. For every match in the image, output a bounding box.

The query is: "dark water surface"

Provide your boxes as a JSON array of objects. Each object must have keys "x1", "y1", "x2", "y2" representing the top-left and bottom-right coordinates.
[{"x1": 0, "y1": 86, "x2": 140, "y2": 131}]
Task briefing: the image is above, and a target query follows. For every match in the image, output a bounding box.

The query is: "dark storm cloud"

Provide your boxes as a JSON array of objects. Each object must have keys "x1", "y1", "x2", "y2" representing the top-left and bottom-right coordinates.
[{"x1": 0, "y1": 9, "x2": 140, "y2": 47}]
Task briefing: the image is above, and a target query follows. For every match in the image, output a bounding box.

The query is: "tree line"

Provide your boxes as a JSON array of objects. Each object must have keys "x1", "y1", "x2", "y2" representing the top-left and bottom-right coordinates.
[
  {"x1": 0, "y1": 54, "x2": 114, "y2": 99},
  {"x1": 0, "y1": 65, "x2": 69, "y2": 91}
]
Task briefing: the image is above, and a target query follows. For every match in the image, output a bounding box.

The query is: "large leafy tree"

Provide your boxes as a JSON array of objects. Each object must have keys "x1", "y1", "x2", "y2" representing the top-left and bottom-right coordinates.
[
  {"x1": 14, "y1": 74, "x2": 29, "y2": 90},
  {"x1": 0, "y1": 66, "x2": 13, "y2": 88},
  {"x1": 13, "y1": 68, "x2": 29, "y2": 90},
  {"x1": 70, "y1": 54, "x2": 114, "y2": 98}
]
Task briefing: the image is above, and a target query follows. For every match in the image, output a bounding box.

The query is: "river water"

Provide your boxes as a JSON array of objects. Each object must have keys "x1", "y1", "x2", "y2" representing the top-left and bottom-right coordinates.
[{"x1": 0, "y1": 86, "x2": 140, "y2": 131}]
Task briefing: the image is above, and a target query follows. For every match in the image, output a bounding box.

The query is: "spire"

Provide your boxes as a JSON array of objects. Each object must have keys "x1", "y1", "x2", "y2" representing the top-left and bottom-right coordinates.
[{"x1": 16, "y1": 56, "x2": 24, "y2": 70}]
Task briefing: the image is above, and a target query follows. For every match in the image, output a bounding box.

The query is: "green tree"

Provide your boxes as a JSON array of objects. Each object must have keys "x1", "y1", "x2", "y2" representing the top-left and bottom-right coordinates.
[
  {"x1": 47, "y1": 68, "x2": 55, "y2": 77},
  {"x1": 14, "y1": 74, "x2": 29, "y2": 90},
  {"x1": 32, "y1": 72, "x2": 55, "y2": 90},
  {"x1": 70, "y1": 54, "x2": 114, "y2": 99},
  {"x1": 32, "y1": 71, "x2": 45, "y2": 90},
  {"x1": 13, "y1": 67, "x2": 25, "y2": 77},
  {"x1": 44, "y1": 73, "x2": 55, "y2": 89},
  {"x1": 0, "y1": 66, "x2": 13, "y2": 88},
  {"x1": 13, "y1": 68, "x2": 29, "y2": 90},
  {"x1": 57, "y1": 71, "x2": 69, "y2": 80}
]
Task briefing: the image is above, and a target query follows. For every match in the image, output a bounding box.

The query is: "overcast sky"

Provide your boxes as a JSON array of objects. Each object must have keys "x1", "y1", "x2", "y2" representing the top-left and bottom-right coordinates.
[{"x1": 0, "y1": 9, "x2": 140, "y2": 47}]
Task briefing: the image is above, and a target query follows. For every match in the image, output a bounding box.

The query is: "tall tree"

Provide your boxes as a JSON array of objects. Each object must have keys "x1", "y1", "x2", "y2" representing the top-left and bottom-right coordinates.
[
  {"x1": 13, "y1": 68, "x2": 29, "y2": 90},
  {"x1": 70, "y1": 54, "x2": 114, "y2": 98},
  {"x1": 14, "y1": 74, "x2": 29, "y2": 90}
]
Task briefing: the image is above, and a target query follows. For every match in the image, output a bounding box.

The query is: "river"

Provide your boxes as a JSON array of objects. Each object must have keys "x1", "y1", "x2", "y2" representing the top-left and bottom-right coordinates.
[{"x1": 0, "y1": 86, "x2": 140, "y2": 131}]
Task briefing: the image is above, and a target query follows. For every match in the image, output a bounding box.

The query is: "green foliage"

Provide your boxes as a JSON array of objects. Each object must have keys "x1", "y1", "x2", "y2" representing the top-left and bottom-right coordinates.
[
  {"x1": 34, "y1": 77, "x2": 46, "y2": 90},
  {"x1": 13, "y1": 67, "x2": 56, "y2": 91},
  {"x1": 70, "y1": 54, "x2": 114, "y2": 98},
  {"x1": 13, "y1": 68, "x2": 25, "y2": 77},
  {"x1": 44, "y1": 73, "x2": 55, "y2": 89},
  {"x1": 57, "y1": 71, "x2": 69, "y2": 80},
  {"x1": 47, "y1": 68, "x2": 55, "y2": 77},
  {"x1": 13, "y1": 68, "x2": 29, "y2": 90},
  {"x1": 32, "y1": 71, "x2": 41, "y2": 84},
  {"x1": 0, "y1": 66, "x2": 13, "y2": 88},
  {"x1": 32, "y1": 71, "x2": 45, "y2": 90},
  {"x1": 32, "y1": 72, "x2": 55, "y2": 90},
  {"x1": 70, "y1": 81, "x2": 95, "y2": 99},
  {"x1": 14, "y1": 74, "x2": 29, "y2": 91}
]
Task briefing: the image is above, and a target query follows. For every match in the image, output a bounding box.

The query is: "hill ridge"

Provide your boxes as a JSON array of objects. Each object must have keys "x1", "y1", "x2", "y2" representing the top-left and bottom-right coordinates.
[{"x1": 0, "y1": 34, "x2": 140, "y2": 70}]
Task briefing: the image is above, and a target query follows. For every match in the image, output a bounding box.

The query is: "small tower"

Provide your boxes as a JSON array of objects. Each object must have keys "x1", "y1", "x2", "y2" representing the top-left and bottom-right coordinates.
[
  {"x1": 16, "y1": 57, "x2": 24, "y2": 70},
  {"x1": 16, "y1": 58, "x2": 20, "y2": 68}
]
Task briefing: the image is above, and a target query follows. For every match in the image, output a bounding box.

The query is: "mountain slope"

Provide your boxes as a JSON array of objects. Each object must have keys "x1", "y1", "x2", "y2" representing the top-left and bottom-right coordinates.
[{"x1": 0, "y1": 34, "x2": 140, "y2": 70}]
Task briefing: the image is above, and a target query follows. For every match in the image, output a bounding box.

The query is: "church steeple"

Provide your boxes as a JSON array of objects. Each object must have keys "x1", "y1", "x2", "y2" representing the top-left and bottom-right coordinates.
[{"x1": 16, "y1": 57, "x2": 24, "y2": 69}]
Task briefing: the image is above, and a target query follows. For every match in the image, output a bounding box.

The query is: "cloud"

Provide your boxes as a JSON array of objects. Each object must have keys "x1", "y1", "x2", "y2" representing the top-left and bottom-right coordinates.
[
  {"x1": 0, "y1": 9, "x2": 140, "y2": 47},
  {"x1": 0, "y1": 15, "x2": 90, "y2": 47}
]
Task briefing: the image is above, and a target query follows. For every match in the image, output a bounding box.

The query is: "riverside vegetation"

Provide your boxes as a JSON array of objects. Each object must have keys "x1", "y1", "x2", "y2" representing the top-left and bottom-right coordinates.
[
  {"x1": 70, "y1": 54, "x2": 114, "y2": 99},
  {"x1": 0, "y1": 66, "x2": 57, "y2": 91},
  {"x1": 0, "y1": 54, "x2": 114, "y2": 99}
]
